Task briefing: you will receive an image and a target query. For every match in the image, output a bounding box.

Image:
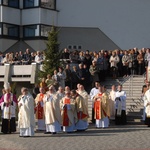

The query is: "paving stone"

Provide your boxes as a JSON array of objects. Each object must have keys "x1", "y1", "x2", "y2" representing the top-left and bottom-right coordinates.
[{"x1": 0, "y1": 124, "x2": 150, "y2": 150}]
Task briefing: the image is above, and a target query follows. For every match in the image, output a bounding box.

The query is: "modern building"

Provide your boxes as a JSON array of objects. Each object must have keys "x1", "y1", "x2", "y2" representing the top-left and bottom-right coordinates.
[
  {"x1": 0, "y1": 0, "x2": 150, "y2": 52},
  {"x1": 0, "y1": 0, "x2": 57, "y2": 52}
]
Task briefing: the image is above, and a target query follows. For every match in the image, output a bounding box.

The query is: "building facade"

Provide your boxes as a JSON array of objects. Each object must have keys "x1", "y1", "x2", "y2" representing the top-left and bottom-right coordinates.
[
  {"x1": 0, "y1": 0, "x2": 150, "y2": 52},
  {"x1": 0, "y1": 0, "x2": 57, "y2": 52}
]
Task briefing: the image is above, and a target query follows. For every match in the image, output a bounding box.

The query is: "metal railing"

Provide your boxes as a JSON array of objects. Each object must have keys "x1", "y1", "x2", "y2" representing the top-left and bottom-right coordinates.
[{"x1": 126, "y1": 72, "x2": 146, "y2": 97}]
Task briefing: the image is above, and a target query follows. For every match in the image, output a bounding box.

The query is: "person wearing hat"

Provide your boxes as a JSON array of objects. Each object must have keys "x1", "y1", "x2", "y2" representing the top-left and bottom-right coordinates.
[
  {"x1": 18, "y1": 87, "x2": 35, "y2": 137},
  {"x1": 43, "y1": 85, "x2": 61, "y2": 134},
  {"x1": 0, "y1": 82, "x2": 17, "y2": 134},
  {"x1": 60, "y1": 90, "x2": 77, "y2": 133}
]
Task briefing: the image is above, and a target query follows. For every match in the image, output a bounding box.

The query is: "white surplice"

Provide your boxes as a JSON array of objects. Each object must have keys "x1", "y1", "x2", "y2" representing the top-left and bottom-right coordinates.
[
  {"x1": 18, "y1": 94, "x2": 35, "y2": 137},
  {"x1": 109, "y1": 90, "x2": 116, "y2": 119},
  {"x1": 43, "y1": 93, "x2": 61, "y2": 133},
  {"x1": 144, "y1": 90, "x2": 150, "y2": 117},
  {"x1": 115, "y1": 91, "x2": 126, "y2": 111}
]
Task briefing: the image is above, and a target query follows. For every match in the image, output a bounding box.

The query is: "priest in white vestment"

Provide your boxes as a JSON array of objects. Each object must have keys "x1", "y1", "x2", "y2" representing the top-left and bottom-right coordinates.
[
  {"x1": 43, "y1": 85, "x2": 61, "y2": 134},
  {"x1": 94, "y1": 85, "x2": 110, "y2": 128},
  {"x1": 18, "y1": 87, "x2": 35, "y2": 137},
  {"x1": 143, "y1": 84, "x2": 150, "y2": 127},
  {"x1": 78, "y1": 85, "x2": 89, "y2": 113},
  {"x1": 0, "y1": 82, "x2": 17, "y2": 134},
  {"x1": 109, "y1": 85, "x2": 116, "y2": 120},
  {"x1": 72, "y1": 89, "x2": 88, "y2": 131},
  {"x1": 56, "y1": 86, "x2": 65, "y2": 101},
  {"x1": 115, "y1": 85, "x2": 127, "y2": 125},
  {"x1": 35, "y1": 87, "x2": 46, "y2": 131},
  {"x1": 90, "y1": 81, "x2": 100, "y2": 123},
  {"x1": 60, "y1": 90, "x2": 77, "y2": 132}
]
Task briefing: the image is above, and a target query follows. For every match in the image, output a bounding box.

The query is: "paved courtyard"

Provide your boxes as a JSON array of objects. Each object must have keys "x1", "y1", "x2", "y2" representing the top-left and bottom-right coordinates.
[{"x1": 0, "y1": 123, "x2": 150, "y2": 150}]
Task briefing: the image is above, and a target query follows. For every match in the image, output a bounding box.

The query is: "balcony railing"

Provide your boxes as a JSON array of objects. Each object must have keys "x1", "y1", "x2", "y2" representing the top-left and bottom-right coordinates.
[{"x1": 0, "y1": 63, "x2": 42, "y2": 83}]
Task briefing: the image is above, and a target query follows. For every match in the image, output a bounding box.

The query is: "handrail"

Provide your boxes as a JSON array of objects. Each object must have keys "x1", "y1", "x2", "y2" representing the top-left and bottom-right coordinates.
[{"x1": 125, "y1": 72, "x2": 146, "y2": 96}]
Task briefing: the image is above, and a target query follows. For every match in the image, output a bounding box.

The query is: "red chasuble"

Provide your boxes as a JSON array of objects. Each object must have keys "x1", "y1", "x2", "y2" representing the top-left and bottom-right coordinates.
[
  {"x1": 35, "y1": 93, "x2": 44, "y2": 119},
  {"x1": 94, "y1": 93, "x2": 102, "y2": 120},
  {"x1": 63, "y1": 98, "x2": 70, "y2": 126}
]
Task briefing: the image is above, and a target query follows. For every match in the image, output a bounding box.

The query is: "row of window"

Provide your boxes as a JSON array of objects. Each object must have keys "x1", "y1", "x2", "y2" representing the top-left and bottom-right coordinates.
[
  {"x1": 0, "y1": 0, "x2": 56, "y2": 9},
  {"x1": 0, "y1": 23, "x2": 52, "y2": 39},
  {"x1": 24, "y1": 24, "x2": 52, "y2": 37}
]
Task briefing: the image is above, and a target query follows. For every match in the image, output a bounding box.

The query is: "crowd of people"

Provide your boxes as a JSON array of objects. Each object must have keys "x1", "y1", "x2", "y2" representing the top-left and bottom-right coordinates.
[
  {"x1": 1, "y1": 46, "x2": 150, "y2": 137},
  {"x1": 0, "y1": 47, "x2": 149, "y2": 79},
  {"x1": 0, "y1": 49, "x2": 44, "y2": 65},
  {"x1": 61, "y1": 47, "x2": 150, "y2": 79},
  {"x1": 0, "y1": 81, "x2": 128, "y2": 137}
]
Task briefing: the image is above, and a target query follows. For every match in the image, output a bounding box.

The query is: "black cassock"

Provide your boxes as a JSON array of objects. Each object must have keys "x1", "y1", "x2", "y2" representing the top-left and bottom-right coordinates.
[{"x1": 1, "y1": 102, "x2": 16, "y2": 134}]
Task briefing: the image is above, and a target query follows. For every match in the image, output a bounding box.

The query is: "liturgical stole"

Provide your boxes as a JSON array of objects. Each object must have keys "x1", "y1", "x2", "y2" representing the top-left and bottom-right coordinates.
[{"x1": 63, "y1": 98, "x2": 70, "y2": 126}]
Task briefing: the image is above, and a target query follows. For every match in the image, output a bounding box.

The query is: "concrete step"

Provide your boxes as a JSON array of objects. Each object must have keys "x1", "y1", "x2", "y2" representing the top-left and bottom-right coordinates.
[
  {"x1": 126, "y1": 102, "x2": 143, "y2": 105},
  {"x1": 126, "y1": 109, "x2": 144, "y2": 112},
  {"x1": 101, "y1": 75, "x2": 146, "y2": 123},
  {"x1": 127, "y1": 120, "x2": 144, "y2": 125}
]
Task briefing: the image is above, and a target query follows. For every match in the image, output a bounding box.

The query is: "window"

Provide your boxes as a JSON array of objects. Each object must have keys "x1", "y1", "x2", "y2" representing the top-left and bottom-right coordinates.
[
  {"x1": 24, "y1": 0, "x2": 56, "y2": 9},
  {"x1": 78, "y1": 46, "x2": 82, "y2": 49},
  {"x1": 3, "y1": 0, "x2": 19, "y2": 8},
  {"x1": 24, "y1": 25, "x2": 40, "y2": 37},
  {"x1": 68, "y1": 45, "x2": 72, "y2": 49},
  {"x1": 24, "y1": 0, "x2": 39, "y2": 8},
  {"x1": 73, "y1": 46, "x2": 77, "y2": 49},
  {"x1": 40, "y1": 0, "x2": 56, "y2": 9},
  {"x1": 41, "y1": 25, "x2": 51, "y2": 37},
  {"x1": 3, "y1": 23, "x2": 19, "y2": 37},
  {"x1": 23, "y1": 24, "x2": 53, "y2": 38},
  {"x1": 67, "y1": 45, "x2": 82, "y2": 50}
]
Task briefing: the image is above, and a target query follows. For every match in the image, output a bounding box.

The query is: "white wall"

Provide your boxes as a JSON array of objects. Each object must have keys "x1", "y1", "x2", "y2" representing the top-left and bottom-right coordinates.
[
  {"x1": 57, "y1": 0, "x2": 150, "y2": 49},
  {"x1": 1, "y1": 6, "x2": 20, "y2": 25},
  {"x1": 40, "y1": 8, "x2": 58, "y2": 25},
  {"x1": 22, "y1": 8, "x2": 58, "y2": 25},
  {"x1": 0, "y1": 6, "x2": 2, "y2": 22}
]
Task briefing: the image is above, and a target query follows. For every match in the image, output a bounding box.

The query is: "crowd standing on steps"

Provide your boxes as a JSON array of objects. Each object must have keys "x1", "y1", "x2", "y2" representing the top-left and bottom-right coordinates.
[{"x1": 1, "y1": 46, "x2": 150, "y2": 136}]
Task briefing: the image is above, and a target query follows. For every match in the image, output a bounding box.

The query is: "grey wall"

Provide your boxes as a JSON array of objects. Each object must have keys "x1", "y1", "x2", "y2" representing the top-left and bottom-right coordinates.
[{"x1": 58, "y1": 27, "x2": 120, "y2": 51}]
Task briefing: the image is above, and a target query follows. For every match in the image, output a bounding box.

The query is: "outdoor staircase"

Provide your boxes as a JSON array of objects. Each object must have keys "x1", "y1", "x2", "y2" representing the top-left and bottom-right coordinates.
[
  {"x1": 88, "y1": 74, "x2": 146, "y2": 124},
  {"x1": 123, "y1": 75, "x2": 145, "y2": 124}
]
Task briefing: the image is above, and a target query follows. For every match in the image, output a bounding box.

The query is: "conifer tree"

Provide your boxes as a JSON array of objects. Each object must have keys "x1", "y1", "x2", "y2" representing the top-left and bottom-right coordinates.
[{"x1": 39, "y1": 26, "x2": 61, "y2": 78}]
